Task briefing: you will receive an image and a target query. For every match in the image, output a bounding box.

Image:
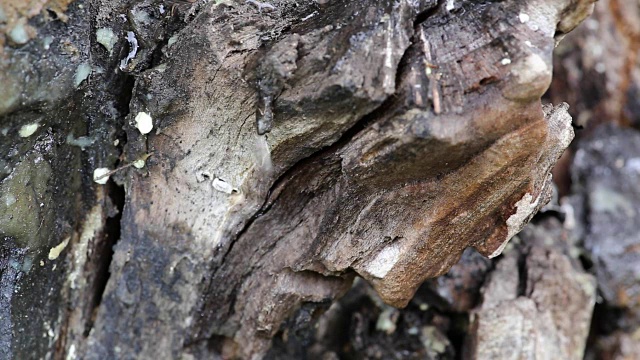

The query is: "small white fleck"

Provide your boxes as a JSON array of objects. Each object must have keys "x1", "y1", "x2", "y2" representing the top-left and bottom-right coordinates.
[
  {"x1": 213, "y1": 178, "x2": 234, "y2": 194},
  {"x1": 5, "y1": 194, "x2": 16, "y2": 206},
  {"x1": 8, "y1": 18, "x2": 31, "y2": 45},
  {"x1": 525, "y1": 40, "x2": 533, "y2": 47},
  {"x1": 40, "y1": 260, "x2": 45, "y2": 267},
  {"x1": 519, "y1": 13, "x2": 529, "y2": 23},
  {"x1": 96, "y1": 28, "x2": 117, "y2": 55},
  {"x1": 135, "y1": 112, "x2": 153, "y2": 134},
  {"x1": 167, "y1": 35, "x2": 178, "y2": 47},
  {"x1": 366, "y1": 243, "x2": 401, "y2": 278},
  {"x1": 93, "y1": 167, "x2": 111, "y2": 184},
  {"x1": 74, "y1": 63, "x2": 92, "y2": 88},
  {"x1": 501, "y1": 58, "x2": 511, "y2": 65},
  {"x1": 48, "y1": 237, "x2": 70, "y2": 260},
  {"x1": 301, "y1": 11, "x2": 317, "y2": 21},
  {"x1": 19, "y1": 123, "x2": 39, "y2": 137},
  {"x1": 132, "y1": 159, "x2": 146, "y2": 169},
  {"x1": 67, "y1": 344, "x2": 76, "y2": 360},
  {"x1": 445, "y1": 0, "x2": 455, "y2": 11},
  {"x1": 595, "y1": 62, "x2": 606, "y2": 74},
  {"x1": 43, "y1": 36, "x2": 54, "y2": 50}
]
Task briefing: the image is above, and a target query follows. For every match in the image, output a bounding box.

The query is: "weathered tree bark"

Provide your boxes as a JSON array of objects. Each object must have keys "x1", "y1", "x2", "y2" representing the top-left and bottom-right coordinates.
[{"x1": 0, "y1": 0, "x2": 594, "y2": 359}]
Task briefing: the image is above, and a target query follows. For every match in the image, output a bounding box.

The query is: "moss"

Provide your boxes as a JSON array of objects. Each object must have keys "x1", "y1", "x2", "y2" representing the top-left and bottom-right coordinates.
[{"x1": 0, "y1": 153, "x2": 52, "y2": 248}]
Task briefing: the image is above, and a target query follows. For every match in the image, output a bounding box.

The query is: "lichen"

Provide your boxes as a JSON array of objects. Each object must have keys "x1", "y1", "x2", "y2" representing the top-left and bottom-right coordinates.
[
  {"x1": 96, "y1": 27, "x2": 116, "y2": 55},
  {"x1": 66, "y1": 133, "x2": 95, "y2": 150},
  {"x1": 74, "y1": 62, "x2": 91, "y2": 87}
]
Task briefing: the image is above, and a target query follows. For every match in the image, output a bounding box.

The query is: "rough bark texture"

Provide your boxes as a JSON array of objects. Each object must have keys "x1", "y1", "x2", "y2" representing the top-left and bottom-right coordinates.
[
  {"x1": 545, "y1": 1, "x2": 640, "y2": 358},
  {"x1": 465, "y1": 220, "x2": 596, "y2": 360},
  {"x1": 0, "y1": 0, "x2": 595, "y2": 359}
]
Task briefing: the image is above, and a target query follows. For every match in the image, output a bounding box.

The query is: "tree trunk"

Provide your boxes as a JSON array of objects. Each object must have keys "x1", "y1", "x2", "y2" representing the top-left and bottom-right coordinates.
[{"x1": 0, "y1": 0, "x2": 594, "y2": 359}]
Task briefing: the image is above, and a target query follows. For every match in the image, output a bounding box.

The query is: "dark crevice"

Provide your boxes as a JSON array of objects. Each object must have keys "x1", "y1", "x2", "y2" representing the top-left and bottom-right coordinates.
[
  {"x1": 414, "y1": 0, "x2": 444, "y2": 26},
  {"x1": 516, "y1": 250, "x2": 528, "y2": 297},
  {"x1": 84, "y1": 180, "x2": 125, "y2": 336},
  {"x1": 445, "y1": 311, "x2": 470, "y2": 360}
]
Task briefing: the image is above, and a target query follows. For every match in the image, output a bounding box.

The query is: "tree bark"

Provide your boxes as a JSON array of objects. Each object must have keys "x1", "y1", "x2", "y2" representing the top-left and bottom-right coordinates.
[{"x1": 0, "y1": 0, "x2": 594, "y2": 358}]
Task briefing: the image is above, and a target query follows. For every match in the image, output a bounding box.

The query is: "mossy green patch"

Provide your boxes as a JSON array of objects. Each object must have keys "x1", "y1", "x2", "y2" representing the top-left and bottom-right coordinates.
[{"x1": 0, "y1": 153, "x2": 52, "y2": 248}]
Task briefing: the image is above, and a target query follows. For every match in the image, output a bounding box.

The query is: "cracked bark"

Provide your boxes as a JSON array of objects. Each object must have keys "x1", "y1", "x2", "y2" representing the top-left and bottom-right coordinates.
[{"x1": 0, "y1": 0, "x2": 594, "y2": 359}]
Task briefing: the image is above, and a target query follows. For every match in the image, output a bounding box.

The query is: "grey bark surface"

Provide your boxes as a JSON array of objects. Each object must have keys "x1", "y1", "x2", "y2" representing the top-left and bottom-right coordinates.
[{"x1": 0, "y1": 0, "x2": 594, "y2": 359}]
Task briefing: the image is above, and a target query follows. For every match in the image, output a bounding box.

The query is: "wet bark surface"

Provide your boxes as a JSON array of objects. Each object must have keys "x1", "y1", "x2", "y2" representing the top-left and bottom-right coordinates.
[{"x1": 0, "y1": 0, "x2": 602, "y2": 359}]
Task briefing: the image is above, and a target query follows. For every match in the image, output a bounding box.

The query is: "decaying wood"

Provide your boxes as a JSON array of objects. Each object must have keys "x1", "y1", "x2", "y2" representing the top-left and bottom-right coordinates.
[
  {"x1": 0, "y1": 0, "x2": 595, "y2": 358},
  {"x1": 465, "y1": 218, "x2": 596, "y2": 360}
]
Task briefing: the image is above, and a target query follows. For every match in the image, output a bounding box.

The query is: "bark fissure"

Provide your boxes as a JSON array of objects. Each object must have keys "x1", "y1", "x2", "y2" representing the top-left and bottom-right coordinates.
[{"x1": 218, "y1": 1, "x2": 444, "y2": 272}]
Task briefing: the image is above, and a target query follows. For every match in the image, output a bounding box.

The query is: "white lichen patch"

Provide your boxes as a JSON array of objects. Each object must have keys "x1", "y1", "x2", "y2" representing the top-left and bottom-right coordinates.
[
  {"x1": 167, "y1": 34, "x2": 179, "y2": 47},
  {"x1": 445, "y1": 0, "x2": 455, "y2": 11},
  {"x1": 96, "y1": 27, "x2": 117, "y2": 54},
  {"x1": 19, "y1": 123, "x2": 39, "y2": 137},
  {"x1": 500, "y1": 58, "x2": 511, "y2": 65},
  {"x1": 132, "y1": 159, "x2": 146, "y2": 169},
  {"x1": 518, "y1": 13, "x2": 530, "y2": 23},
  {"x1": 43, "y1": 36, "x2": 54, "y2": 50},
  {"x1": 489, "y1": 193, "x2": 541, "y2": 258},
  {"x1": 135, "y1": 112, "x2": 153, "y2": 134},
  {"x1": 366, "y1": 243, "x2": 401, "y2": 278},
  {"x1": 48, "y1": 237, "x2": 70, "y2": 260},
  {"x1": 4, "y1": 193, "x2": 16, "y2": 206},
  {"x1": 74, "y1": 63, "x2": 92, "y2": 88},
  {"x1": 93, "y1": 167, "x2": 111, "y2": 184},
  {"x1": 212, "y1": 178, "x2": 234, "y2": 194},
  {"x1": 66, "y1": 133, "x2": 95, "y2": 150},
  {"x1": 8, "y1": 18, "x2": 32, "y2": 45}
]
